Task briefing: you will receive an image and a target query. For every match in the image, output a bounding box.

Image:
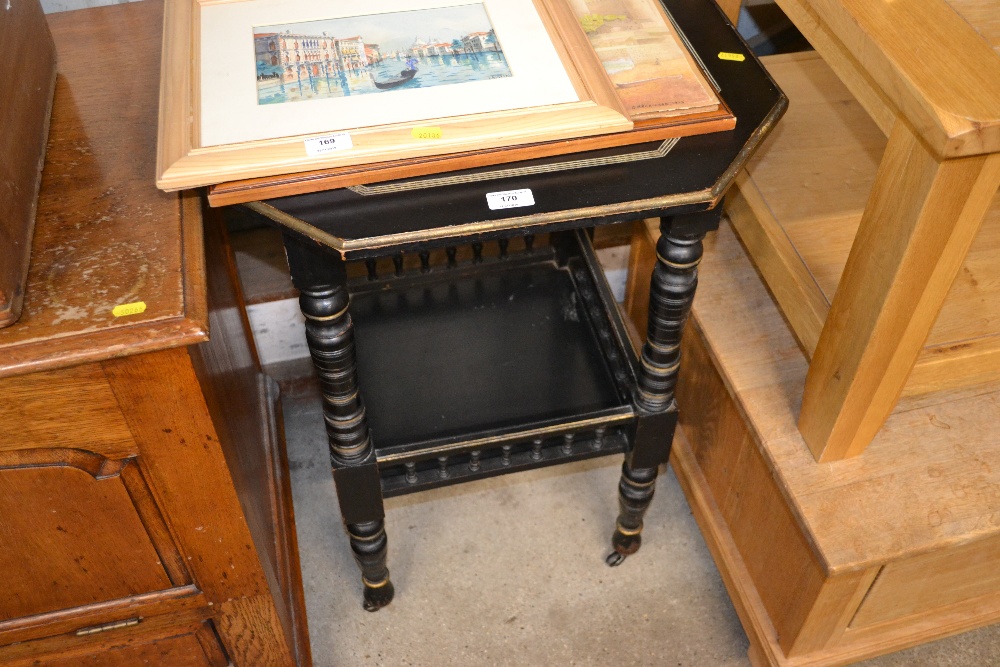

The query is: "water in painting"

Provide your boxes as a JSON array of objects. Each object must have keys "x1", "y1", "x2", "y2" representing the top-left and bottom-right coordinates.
[{"x1": 254, "y1": 4, "x2": 512, "y2": 105}]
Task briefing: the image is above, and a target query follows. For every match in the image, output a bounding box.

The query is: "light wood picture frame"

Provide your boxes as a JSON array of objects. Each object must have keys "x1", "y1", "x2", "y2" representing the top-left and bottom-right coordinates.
[{"x1": 156, "y1": 0, "x2": 633, "y2": 191}]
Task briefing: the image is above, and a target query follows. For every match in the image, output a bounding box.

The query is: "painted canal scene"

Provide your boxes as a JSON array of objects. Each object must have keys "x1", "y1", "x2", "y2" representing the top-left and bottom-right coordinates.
[{"x1": 253, "y1": 4, "x2": 512, "y2": 105}]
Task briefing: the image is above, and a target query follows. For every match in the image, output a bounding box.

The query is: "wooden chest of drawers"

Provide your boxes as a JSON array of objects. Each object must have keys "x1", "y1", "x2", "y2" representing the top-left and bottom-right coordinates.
[{"x1": 0, "y1": 3, "x2": 310, "y2": 664}]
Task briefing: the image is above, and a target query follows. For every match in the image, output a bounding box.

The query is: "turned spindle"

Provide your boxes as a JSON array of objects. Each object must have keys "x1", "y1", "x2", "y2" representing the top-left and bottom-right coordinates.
[
  {"x1": 593, "y1": 426, "x2": 606, "y2": 451},
  {"x1": 531, "y1": 438, "x2": 543, "y2": 461}
]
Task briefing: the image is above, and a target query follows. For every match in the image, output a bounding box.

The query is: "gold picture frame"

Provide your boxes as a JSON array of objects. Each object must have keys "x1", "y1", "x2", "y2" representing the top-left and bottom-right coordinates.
[{"x1": 156, "y1": 0, "x2": 633, "y2": 191}]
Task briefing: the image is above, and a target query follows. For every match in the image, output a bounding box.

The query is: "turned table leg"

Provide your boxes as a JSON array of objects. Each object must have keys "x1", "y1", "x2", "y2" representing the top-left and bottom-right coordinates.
[
  {"x1": 283, "y1": 233, "x2": 394, "y2": 611},
  {"x1": 608, "y1": 208, "x2": 720, "y2": 566}
]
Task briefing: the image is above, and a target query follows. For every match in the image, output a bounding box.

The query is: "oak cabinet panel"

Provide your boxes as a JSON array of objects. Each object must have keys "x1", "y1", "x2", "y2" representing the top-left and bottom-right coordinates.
[
  {"x1": 41, "y1": 633, "x2": 224, "y2": 667},
  {"x1": 0, "y1": 453, "x2": 180, "y2": 620},
  {"x1": 3, "y1": 619, "x2": 228, "y2": 667},
  {"x1": 0, "y1": 368, "x2": 134, "y2": 456}
]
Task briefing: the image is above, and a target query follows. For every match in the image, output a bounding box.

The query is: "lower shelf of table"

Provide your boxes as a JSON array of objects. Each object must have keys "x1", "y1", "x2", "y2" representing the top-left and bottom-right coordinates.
[{"x1": 347, "y1": 231, "x2": 641, "y2": 496}]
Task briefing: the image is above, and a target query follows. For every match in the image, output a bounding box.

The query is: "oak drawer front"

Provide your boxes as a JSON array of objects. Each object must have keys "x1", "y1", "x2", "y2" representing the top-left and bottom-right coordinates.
[
  {"x1": 851, "y1": 532, "x2": 1000, "y2": 628},
  {"x1": 0, "y1": 366, "x2": 134, "y2": 457},
  {"x1": 0, "y1": 449, "x2": 192, "y2": 622},
  {"x1": 0, "y1": 616, "x2": 227, "y2": 667}
]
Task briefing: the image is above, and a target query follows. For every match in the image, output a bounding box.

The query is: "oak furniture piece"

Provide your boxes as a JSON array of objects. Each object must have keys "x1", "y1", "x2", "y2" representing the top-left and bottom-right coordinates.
[
  {"x1": 0, "y1": 0, "x2": 56, "y2": 327},
  {"x1": 241, "y1": 0, "x2": 785, "y2": 611},
  {"x1": 0, "y1": 3, "x2": 310, "y2": 665},
  {"x1": 629, "y1": 212, "x2": 1000, "y2": 667},
  {"x1": 727, "y1": 0, "x2": 1000, "y2": 460}
]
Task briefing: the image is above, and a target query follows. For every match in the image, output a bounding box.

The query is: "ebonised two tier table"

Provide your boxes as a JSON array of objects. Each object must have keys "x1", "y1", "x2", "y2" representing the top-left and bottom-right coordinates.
[{"x1": 235, "y1": 0, "x2": 786, "y2": 611}]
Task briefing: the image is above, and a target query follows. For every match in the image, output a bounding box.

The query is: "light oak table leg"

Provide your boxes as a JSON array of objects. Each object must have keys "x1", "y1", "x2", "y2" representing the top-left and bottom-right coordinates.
[{"x1": 799, "y1": 119, "x2": 1000, "y2": 461}]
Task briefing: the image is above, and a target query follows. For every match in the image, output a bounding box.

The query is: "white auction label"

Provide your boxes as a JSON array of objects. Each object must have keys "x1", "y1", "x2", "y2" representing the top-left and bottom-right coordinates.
[
  {"x1": 304, "y1": 132, "x2": 354, "y2": 156},
  {"x1": 486, "y1": 188, "x2": 535, "y2": 211}
]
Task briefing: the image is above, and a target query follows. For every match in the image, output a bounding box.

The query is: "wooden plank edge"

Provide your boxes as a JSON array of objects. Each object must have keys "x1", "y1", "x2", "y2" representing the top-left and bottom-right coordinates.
[
  {"x1": 0, "y1": 609, "x2": 216, "y2": 667},
  {"x1": 157, "y1": 102, "x2": 633, "y2": 191},
  {"x1": 726, "y1": 172, "x2": 828, "y2": 354},
  {"x1": 907, "y1": 336, "x2": 1000, "y2": 397},
  {"x1": 155, "y1": 0, "x2": 194, "y2": 193},
  {"x1": 0, "y1": 585, "x2": 206, "y2": 648},
  {"x1": 206, "y1": 111, "x2": 736, "y2": 206},
  {"x1": 262, "y1": 376, "x2": 313, "y2": 667},
  {"x1": 0, "y1": 317, "x2": 208, "y2": 382},
  {"x1": 181, "y1": 190, "x2": 209, "y2": 335},
  {"x1": 0, "y1": 56, "x2": 57, "y2": 330}
]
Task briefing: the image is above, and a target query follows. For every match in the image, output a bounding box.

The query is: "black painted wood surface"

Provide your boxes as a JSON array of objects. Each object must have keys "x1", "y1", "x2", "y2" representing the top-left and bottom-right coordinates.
[
  {"x1": 257, "y1": 0, "x2": 785, "y2": 259},
  {"x1": 262, "y1": 0, "x2": 787, "y2": 610}
]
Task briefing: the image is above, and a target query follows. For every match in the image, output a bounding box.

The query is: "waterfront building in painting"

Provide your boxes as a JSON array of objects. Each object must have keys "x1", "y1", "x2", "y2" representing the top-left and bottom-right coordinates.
[
  {"x1": 417, "y1": 42, "x2": 454, "y2": 56},
  {"x1": 364, "y1": 44, "x2": 383, "y2": 64},
  {"x1": 254, "y1": 31, "x2": 343, "y2": 83},
  {"x1": 408, "y1": 31, "x2": 499, "y2": 57},
  {"x1": 462, "y1": 30, "x2": 498, "y2": 52},
  {"x1": 254, "y1": 32, "x2": 392, "y2": 82},
  {"x1": 336, "y1": 36, "x2": 368, "y2": 71}
]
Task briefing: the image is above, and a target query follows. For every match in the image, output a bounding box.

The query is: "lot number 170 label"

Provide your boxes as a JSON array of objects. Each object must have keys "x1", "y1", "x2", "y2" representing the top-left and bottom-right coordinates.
[{"x1": 486, "y1": 188, "x2": 535, "y2": 211}]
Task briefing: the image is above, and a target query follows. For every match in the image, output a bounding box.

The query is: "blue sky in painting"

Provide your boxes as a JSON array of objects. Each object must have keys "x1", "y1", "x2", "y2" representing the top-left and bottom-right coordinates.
[{"x1": 256, "y1": 4, "x2": 497, "y2": 53}]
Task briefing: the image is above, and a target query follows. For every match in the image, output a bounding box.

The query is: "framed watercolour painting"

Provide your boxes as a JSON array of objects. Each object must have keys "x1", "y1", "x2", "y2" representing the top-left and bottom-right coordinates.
[{"x1": 156, "y1": 0, "x2": 633, "y2": 190}]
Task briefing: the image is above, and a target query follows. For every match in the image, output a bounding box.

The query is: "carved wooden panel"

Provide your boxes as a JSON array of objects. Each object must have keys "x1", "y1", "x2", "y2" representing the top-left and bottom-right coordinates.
[{"x1": 0, "y1": 449, "x2": 190, "y2": 621}]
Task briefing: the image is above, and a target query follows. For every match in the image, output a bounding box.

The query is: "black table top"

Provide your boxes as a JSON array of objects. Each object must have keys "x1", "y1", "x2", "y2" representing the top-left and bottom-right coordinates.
[{"x1": 249, "y1": 0, "x2": 786, "y2": 260}]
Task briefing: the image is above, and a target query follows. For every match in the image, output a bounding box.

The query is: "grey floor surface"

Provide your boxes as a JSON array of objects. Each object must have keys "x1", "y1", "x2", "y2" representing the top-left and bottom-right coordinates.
[{"x1": 280, "y1": 383, "x2": 1000, "y2": 667}]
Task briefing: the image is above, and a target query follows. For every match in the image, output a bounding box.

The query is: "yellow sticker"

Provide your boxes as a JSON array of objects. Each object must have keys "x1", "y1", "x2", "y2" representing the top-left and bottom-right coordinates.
[
  {"x1": 411, "y1": 126, "x2": 443, "y2": 140},
  {"x1": 113, "y1": 301, "x2": 147, "y2": 318},
  {"x1": 718, "y1": 52, "x2": 746, "y2": 62}
]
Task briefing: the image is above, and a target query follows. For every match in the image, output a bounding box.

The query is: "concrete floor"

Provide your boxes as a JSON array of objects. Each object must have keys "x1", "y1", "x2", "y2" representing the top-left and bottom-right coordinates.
[{"x1": 280, "y1": 380, "x2": 1000, "y2": 667}]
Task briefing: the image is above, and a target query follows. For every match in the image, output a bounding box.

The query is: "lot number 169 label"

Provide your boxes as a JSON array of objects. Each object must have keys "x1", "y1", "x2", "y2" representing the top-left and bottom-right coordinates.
[
  {"x1": 304, "y1": 132, "x2": 354, "y2": 156},
  {"x1": 486, "y1": 188, "x2": 535, "y2": 211}
]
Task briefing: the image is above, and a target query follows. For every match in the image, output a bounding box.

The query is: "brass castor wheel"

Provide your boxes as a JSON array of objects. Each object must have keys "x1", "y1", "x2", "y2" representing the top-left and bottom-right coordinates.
[{"x1": 362, "y1": 578, "x2": 395, "y2": 612}]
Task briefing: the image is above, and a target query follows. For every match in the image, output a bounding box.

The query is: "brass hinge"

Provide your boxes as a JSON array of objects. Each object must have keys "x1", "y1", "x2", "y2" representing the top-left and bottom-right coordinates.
[{"x1": 75, "y1": 617, "x2": 141, "y2": 636}]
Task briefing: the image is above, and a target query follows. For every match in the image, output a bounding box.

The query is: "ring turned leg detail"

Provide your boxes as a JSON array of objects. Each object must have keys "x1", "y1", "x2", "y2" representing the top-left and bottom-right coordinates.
[
  {"x1": 608, "y1": 209, "x2": 718, "y2": 566},
  {"x1": 284, "y1": 233, "x2": 394, "y2": 610}
]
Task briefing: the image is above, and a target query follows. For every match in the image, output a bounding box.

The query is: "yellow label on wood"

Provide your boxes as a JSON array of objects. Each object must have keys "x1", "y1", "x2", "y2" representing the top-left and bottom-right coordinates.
[
  {"x1": 112, "y1": 301, "x2": 147, "y2": 318},
  {"x1": 411, "y1": 127, "x2": 443, "y2": 140},
  {"x1": 718, "y1": 52, "x2": 746, "y2": 62}
]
